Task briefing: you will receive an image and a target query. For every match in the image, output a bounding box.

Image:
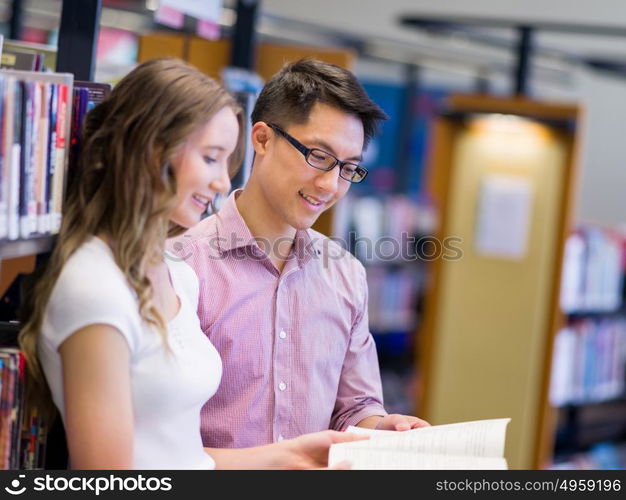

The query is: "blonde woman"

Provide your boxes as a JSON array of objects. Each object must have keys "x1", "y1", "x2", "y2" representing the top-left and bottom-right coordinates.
[{"x1": 19, "y1": 58, "x2": 362, "y2": 469}]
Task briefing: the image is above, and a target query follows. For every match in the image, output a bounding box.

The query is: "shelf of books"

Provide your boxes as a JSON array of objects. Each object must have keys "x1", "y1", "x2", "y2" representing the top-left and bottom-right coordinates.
[
  {"x1": 0, "y1": 55, "x2": 114, "y2": 471},
  {"x1": 0, "y1": 39, "x2": 58, "y2": 73},
  {"x1": 0, "y1": 74, "x2": 115, "y2": 469},
  {"x1": 0, "y1": 321, "x2": 48, "y2": 469},
  {"x1": 0, "y1": 0, "x2": 109, "y2": 470},
  {"x1": 0, "y1": 69, "x2": 73, "y2": 246},
  {"x1": 549, "y1": 225, "x2": 626, "y2": 469},
  {"x1": 333, "y1": 193, "x2": 437, "y2": 415},
  {"x1": 0, "y1": 67, "x2": 74, "y2": 470}
]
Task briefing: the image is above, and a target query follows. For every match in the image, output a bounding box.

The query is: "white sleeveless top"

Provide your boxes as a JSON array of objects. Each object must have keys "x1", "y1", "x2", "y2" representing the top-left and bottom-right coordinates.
[{"x1": 39, "y1": 237, "x2": 222, "y2": 469}]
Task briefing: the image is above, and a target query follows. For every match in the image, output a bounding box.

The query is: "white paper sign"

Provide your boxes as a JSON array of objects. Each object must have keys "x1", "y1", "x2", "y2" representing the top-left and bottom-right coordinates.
[
  {"x1": 161, "y1": 0, "x2": 223, "y2": 23},
  {"x1": 475, "y1": 175, "x2": 534, "y2": 260}
]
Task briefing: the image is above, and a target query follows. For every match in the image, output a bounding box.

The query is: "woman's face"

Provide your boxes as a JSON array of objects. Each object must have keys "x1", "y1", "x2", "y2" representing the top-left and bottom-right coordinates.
[{"x1": 170, "y1": 106, "x2": 239, "y2": 228}]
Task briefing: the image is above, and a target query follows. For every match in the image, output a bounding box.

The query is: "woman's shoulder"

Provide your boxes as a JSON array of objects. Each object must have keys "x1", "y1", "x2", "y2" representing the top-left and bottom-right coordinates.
[
  {"x1": 43, "y1": 236, "x2": 143, "y2": 351},
  {"x1": 58, "y1": 237, "x2": 130, "y2": 292},
  {"x1": 50, "y1": 237, "x2": 138, "y2": 317}
]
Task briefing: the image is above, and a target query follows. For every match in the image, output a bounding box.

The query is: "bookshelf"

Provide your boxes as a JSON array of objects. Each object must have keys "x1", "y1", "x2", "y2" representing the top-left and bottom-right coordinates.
[
  {"x1": 0, "y1": 68, "x2": 74, "y2": 291},
  {"x1": 416, "y1": 94, "x2": 580, "y2": 469},
  {"x1": 0, "y1": 0, "x2": 102, "y2": 470},
  {"x1": 550, "y1": 226, "x2": 626, "y2": 468},
  {"x1": 0, "y1": 0, "x2": 99, "y2": 268},
  {"x1": 344, "y1": 82, "x2": 443, "y2": 416},
  {"x1": 0, "y1": 67, "x2": 74, "y2": 470},
  {"x1": 331, "y1": 193, "x2": 435, "y2": 415}
]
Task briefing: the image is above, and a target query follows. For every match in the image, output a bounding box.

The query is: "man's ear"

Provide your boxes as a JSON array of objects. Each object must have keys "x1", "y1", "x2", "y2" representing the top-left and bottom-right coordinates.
[{"x1": 251, "y1": 122, "x2": 271, "y2": 155}]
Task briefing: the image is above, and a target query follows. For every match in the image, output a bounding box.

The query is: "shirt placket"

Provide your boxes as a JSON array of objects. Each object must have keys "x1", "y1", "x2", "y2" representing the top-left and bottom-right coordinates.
[{"x1": 272, "y1": 265, "x2": 299, "y2": 442}]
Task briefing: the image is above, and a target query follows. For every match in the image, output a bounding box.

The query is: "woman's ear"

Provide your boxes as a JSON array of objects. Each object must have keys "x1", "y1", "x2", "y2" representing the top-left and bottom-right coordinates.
[{"x1": 251, "y1": 122, "x2": 271, "y2": 155}]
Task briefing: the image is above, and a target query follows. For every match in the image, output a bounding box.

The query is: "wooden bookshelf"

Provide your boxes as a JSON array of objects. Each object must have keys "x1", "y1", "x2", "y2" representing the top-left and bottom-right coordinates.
[{"x1": 416, "y1": 94, "x2": 580, "y2": 469}]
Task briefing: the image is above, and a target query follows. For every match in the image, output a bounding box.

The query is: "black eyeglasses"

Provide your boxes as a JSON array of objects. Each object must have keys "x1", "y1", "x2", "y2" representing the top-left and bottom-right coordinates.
[{"x1": 268, "y1": 124, "x2": 368, "y2": 183}]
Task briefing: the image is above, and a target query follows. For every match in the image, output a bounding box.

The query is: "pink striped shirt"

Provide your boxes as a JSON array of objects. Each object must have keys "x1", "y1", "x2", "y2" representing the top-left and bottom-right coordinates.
[{"x1": 167, "y1": 190, "x2": 386, "y2": 448}]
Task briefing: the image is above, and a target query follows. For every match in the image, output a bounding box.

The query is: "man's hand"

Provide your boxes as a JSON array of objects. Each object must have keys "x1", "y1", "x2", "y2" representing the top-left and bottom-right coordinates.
[
  {"x1": 358, "y1": 414, "x2": 430, "y2": 431},
  {"x1": 376, "y1": 414, "x2": 430, "y2": 431}
]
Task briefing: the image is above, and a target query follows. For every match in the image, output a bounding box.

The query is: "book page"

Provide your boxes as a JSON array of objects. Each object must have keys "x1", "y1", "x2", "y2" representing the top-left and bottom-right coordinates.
[
  {"x1": 344, "y1": 418, "x2": 510, "y2": 457},
  {"x1": 332, "y1": 418, "x2": 511, "y2": 469},
  {"x1": 329, "y1": 446, "x2": 508, "y2": 470}
]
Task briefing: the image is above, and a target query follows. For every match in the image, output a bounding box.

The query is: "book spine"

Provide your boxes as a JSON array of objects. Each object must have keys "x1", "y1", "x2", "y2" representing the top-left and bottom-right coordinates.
[
  {"x1": 52, "y1": 83, "x2": 68, "y2": 233},
  {"x1": 28, "y1": 81, "x2": 41, "y2": 236},
  {"x1": 8, "y1": 81, "x2": 22, "y2": 240},
  {"x1": 0, "y1": 74, "x2": 6, "y2": 239},
  {"x1": 19, "y1": 80, "x2": 33, "y2": 239},
  {"x1": 30, "y1": 81, "x2": 42, "y2": 236},
  {"x1": 67, "y1": 88, "x2": 81, "y2": 193},
  {"x1": 46, "y1": 83, "x2": 58, "y2": 235},
  {"x1": 10, "y1": 352, "x2": 23, "y2": 469},
  {"x1": 0, "y1": 358, "x2": 6, "y2": 469},
  {"x1": 36, "y1": 415, "x2": 47, "y2": 469},
  {"x1": 0, "y1": 353, "x2": 17, "y2": 468},
  {"x1": 36, "y1": 82, "x2": 51, "y2": 234}
]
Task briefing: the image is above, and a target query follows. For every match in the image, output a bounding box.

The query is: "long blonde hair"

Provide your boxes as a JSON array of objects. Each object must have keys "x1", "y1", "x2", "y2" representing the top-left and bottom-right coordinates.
[{"x1": 19, "y1": 58, "x2": 244, "y2": 416}]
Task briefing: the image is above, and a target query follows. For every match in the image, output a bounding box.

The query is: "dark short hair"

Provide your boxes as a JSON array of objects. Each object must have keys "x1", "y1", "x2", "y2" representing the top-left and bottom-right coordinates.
[{"x1": 251, "y1": 58, "x2": 388, "y2": 148}]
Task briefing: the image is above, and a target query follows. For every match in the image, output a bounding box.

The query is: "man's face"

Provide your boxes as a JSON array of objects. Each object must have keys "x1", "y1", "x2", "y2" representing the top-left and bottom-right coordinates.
[{"x1": 253, "y1": 102, "x2": 364, "y2": 231}]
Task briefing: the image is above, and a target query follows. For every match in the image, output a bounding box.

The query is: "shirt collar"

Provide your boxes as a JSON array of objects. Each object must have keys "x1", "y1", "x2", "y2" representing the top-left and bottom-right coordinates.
[
  {"x1": 216, "y1": 189, "x2": 317, "y2": 267},
  {"x1": 215, "y1": 189, "x2": 256, "y2": 253}
]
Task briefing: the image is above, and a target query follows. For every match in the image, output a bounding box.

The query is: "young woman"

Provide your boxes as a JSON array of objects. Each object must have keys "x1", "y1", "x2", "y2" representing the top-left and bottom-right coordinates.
[{"x1": 19, "y1": 58, "x2": 362, "y2": 469}]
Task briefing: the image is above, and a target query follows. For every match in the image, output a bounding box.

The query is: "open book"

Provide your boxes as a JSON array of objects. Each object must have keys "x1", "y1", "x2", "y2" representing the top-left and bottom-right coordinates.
[{"x1": 329, "y1": 418, "x2": 511, "y2": 469}]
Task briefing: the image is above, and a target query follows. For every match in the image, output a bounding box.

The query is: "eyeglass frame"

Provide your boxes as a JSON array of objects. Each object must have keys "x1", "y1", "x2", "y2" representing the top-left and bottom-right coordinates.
[{"x1": 267, "y1": 123, "x2": 368, "y2": 183}]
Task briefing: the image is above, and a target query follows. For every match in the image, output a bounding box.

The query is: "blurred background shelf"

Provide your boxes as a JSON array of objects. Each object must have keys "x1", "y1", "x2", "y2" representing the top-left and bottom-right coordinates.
[{"x1": 0, "y1": 236, "x2": 56, "y2": 260}]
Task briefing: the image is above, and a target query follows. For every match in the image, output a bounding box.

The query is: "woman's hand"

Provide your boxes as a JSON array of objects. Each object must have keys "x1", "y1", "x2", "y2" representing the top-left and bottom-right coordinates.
[
  {"x1": 209, "y1": 430, "x2": 367, "y2": 470},
  {"x1": 273, "y1": 430, "x2": 368, "y2": 469}
]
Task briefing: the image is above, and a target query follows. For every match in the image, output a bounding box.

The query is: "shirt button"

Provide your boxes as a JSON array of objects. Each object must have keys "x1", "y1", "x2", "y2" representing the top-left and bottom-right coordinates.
[
  {"x1": 279, "y1": 330, "x2": 287, "y2": 339},
  {"x1": 279, "y1": 382, "x2": 287, "y2": 391}
]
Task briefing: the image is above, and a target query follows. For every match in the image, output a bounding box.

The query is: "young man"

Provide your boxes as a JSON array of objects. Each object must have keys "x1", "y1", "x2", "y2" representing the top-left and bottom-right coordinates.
[{"x1": 170, "y1": 58, "x2": 429, "y2": 448}]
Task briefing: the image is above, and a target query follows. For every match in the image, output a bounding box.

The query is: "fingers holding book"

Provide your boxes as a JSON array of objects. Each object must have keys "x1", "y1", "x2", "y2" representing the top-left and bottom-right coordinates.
[{"x1": 375, "y1": 413, "x2": 431, "y2": 431}]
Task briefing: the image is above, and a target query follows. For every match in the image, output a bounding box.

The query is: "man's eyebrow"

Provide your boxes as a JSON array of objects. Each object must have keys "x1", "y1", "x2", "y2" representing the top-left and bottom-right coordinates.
[{"x1": 310, "y1": 137, "x2": 362, "y2": 163}]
